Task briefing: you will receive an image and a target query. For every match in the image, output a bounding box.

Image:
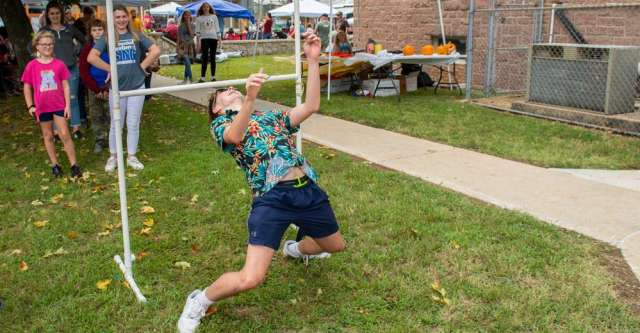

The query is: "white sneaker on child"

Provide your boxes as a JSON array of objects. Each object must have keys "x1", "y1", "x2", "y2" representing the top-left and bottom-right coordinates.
[
  {"x1": 283, "y1": 240, "x2": 331, "y2": 264},
  {"x1": 127, "y1": 155, "x2": 144, "y2": 170},
  {"x1": 104, "y1": 156, "x2": 117, "y2": 173},
  {"x1": 177, "y1": 290, "x2": 207, "y2": 333}
]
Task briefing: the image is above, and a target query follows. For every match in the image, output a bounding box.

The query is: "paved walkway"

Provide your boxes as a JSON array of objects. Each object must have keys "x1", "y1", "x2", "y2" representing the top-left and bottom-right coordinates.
[{"x1": 152, "y1": 74, "x2": 640, "y2": 280}]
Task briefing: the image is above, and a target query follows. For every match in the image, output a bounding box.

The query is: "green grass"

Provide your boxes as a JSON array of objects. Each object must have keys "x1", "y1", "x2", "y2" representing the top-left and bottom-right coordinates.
[
  {"x1": 160, "y1": 56, "x2": 640, "y2": 169},
  {"x1": 1, "y1": 95, "x2": 639, "y2": 331}
]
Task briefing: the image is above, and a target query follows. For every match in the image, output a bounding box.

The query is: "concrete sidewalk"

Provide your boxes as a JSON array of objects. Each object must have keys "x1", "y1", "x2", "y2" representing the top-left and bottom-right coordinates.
[{"x1": 152, "y1": 74, "x2": 640, "y2": 280}]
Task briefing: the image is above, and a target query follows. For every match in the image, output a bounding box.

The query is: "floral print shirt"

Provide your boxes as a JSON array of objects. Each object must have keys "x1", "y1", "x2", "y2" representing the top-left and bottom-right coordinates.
[{"x1": 211, "y1": 108, "x2": 318, "y2": 197}]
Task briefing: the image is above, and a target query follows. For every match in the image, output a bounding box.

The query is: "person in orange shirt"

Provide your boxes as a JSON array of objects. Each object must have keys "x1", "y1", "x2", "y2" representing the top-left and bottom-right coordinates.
[{"x1": 130, "y1": 9, "x2": 142, "y2": 31}]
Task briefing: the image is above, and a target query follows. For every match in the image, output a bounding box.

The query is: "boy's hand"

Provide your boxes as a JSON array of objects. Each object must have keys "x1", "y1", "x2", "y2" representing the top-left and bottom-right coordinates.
[
  {"x1": 28, "y1": 107, "x2": 36, "y2": 119},
  {"x1": 64, "y1": 106, "x2": 71, "y2": 119},
  {"x1": 245, "y1": 68, "x2": 268, "y2": 101},
  {"x1": 303, "y1": 32, "x2": 321, "y2": 61}
]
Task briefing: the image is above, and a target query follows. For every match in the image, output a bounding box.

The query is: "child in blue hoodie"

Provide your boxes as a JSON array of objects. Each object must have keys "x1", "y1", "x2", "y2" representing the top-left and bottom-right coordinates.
[{"x1": 79, "y1": 19, "x2": 110, "y2": 154}]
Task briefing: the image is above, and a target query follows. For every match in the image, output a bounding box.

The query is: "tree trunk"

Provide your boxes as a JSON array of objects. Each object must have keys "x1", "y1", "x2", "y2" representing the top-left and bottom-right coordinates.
[{"x1": 0, "y1": 0, "x2": 34, "y2": 73}]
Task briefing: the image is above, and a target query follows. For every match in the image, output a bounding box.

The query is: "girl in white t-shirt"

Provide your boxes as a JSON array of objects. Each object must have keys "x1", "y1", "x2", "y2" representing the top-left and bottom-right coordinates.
[{"x1": 195, "y1": 3, "x2": 220, "y2": 82}]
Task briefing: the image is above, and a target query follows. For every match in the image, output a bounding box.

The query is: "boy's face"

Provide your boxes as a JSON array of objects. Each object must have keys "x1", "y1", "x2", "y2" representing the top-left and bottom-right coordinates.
[
  {"x1": 214, "y1": 87, "x2": 243, "y2": 114},
  {"x1": 91, "y1": 26, "x2": 104, "y2": 40}
]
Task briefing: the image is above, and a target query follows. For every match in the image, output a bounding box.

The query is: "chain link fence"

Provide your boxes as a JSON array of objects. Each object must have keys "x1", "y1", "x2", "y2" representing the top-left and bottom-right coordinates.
[{"x1": 466, "y1": 2, "x2": 640, "y2": 115}]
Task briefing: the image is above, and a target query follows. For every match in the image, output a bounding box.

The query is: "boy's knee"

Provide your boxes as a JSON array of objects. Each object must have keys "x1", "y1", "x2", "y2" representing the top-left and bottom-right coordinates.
[
  {"x1": 238, "y1": 272, "x2": 266, "y2": 291},
  {"x1": 329, "y1": 239, "x2": 346, "y2": 253}
]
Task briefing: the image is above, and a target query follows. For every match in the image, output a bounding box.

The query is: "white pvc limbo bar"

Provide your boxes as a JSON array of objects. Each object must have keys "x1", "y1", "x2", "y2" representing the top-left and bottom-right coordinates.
[
  {"x1": 106, "y1": 0, "x2": 303, "y2": 302},
  {"x1": 120, "y1": 74, "x2": 298, "y2": 97}
]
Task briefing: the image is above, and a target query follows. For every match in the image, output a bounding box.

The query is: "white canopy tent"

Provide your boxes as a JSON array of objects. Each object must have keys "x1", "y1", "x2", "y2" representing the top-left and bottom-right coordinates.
[
  {"x1": 149, "y1": 1, "x2": 182, "y2": 16},
  {"x1": 269, "y1": 0, "x2": 331, "y2": 18}
]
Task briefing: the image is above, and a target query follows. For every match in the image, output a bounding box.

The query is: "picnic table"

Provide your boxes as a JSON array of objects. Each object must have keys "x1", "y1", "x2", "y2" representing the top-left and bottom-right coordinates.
[{"x1": 344, "y1": 52, "x2": 464, "y2": 98}]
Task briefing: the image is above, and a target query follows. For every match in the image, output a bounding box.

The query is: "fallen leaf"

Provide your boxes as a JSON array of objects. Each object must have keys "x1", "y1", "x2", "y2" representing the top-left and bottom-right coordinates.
[
  {"x1": 191, "y1": 244, "x2": 201, "y2": 254},
  {"x1": 64, "y1": 201, "x2": 78, "y2": 208},
  {"x1": 174, "y1": 261, "x2": 191, "y2": 270},
  {"x1": 43, "y1": 247, "x2": 69, "y2": 258},
  {"x1": 140, "y1": 206, "x2": 155, "y2": 214},
  {"x1": 96, "y1": 279, "x2": 111, "y2": 290},
  {"x1": 31, "y1": 200, "x2": 44, "y2": 206},
  {"x1": 137, "y1": 251, "x2": 148, "y2": 260},
  {"x1": 143, "y1": 218, "x2": 155, "y2": 227},
  {"x1": 190, "y1": 194, "x2": 199, "y2": 204},
  {"x1": 19, "y1": 261, "x2": 28, "y2": 272},
  {"x1": 450, "y1": 240, "x2": 461, "y2": 249},
  {"x1": 50, "y1": 193, "x2": 64, "y2": 204},
  {"x1": 205, "y1": 305, "x2": 218, "y2": 317},
  {"x1": 139, "y1": 227, "x2": 152, "y2": 236},
  {"x1": 91, "y1": 184, "x2": 106, "y2": 193},
  {"x1": 97, "y1": 230, "x2": 111, "y2": 237},
  {"x1": 317, "y1": 288, "x2": 323, "y2": 296},
  {"x1": 237, "y1": 189, "x2": 247, "y2": 196},
  {"x1": 67, "y1": 231, "x2": 79, "y2": 240},
  {"x1": 40, "y1": 186, "x2": 49, "y2": 192},
  {"x1": 9, "y1": 249, "x2": 22, "y2": 256},
  {"x1": 33, "y1": 220, "x2": 49, "y2": 228},
  {"x1": 123, "y1": 281, "x2": 130, "y2": 289}
]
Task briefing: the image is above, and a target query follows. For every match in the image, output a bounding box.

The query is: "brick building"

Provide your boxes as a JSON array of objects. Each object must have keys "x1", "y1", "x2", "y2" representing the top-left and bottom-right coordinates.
[{"x1": 353, "y1": 0, "x2": 640, "y2": 92}]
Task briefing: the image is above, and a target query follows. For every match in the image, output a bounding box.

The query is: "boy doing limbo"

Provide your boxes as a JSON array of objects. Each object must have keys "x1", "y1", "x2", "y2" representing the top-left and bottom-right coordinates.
[{"x1": 178, "y1": 33, "x2": 346, "y2": 332}]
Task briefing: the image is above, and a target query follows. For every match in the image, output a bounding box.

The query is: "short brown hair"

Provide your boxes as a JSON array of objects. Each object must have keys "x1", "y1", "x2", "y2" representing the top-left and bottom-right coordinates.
[{"x1": 208, "y1": 89, "x2": 221, "y2": 122}]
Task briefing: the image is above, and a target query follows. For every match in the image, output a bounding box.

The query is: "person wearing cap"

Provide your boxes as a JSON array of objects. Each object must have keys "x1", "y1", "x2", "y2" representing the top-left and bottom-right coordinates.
[
  {"x1": 335, "y1": 11, "x2": 349, "y2": 33},
  {"x1": 314, "y1": 14, "x2": 330, "y2": 50}
]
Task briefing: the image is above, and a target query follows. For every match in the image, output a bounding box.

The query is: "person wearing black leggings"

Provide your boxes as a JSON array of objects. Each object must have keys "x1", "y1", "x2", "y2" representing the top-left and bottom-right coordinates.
[{"x1": 195, "y1": 3, "x2": 220, "y2": 82}]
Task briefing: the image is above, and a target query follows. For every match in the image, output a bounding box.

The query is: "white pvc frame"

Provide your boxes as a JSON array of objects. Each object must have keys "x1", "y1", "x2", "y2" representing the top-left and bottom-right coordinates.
[{"x1": 105, "y1": 0, "x2": 303, "y2": 302}]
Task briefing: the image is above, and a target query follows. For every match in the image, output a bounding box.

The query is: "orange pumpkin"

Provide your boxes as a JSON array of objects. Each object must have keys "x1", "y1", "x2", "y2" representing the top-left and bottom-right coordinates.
[
  {"x1": 403, "y1": 44, "x2": 416, "y2": 56},
  {"x1": 436, "y1": 45, "x2": 448, "y2": 55},
  {"x1": 420, "y1": 44, "x2": 434, "y2": 55},
  {"x1": 446, "y1": 42, "x2": 456, "y2": 54}
]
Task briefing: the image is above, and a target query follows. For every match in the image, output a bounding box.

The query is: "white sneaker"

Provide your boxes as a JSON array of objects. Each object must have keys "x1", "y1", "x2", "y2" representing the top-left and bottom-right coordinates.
[
  {"x1": 104, "y1": 156, "x2": 117, "y2": 173},
  {"x1": 127, "y1": 155, "x2": 144, "y2": 170},
  {"x1": 181, "y1": 78, "x2": 192, "y2": 85},
  {"x1": 177, "y1": 290, "x2": 207, "y2": 333},
  {"x1": 283, "y1": 240, "x2": 331, "y2": 265}
]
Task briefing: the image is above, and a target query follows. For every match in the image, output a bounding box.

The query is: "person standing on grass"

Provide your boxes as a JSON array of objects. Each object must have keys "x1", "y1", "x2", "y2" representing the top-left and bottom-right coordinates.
[
  {"x1": 41, "y1": 1, "x2": 86, "y2": 140},
  {"x1": 195, "y1": 2, "x2": 220, "y2": 82},
  {"x1": 177, "y1": 11, "x2": 196, "y2": 85},
  {"x1": 314, "y1": 14, "x2": 330, "y2": 51},
  {"x1": 79, "y1": 19, "x2": 110, "y2": 154},
  {"x1": 87, "y1": 4, "x2": 161, "y2": 173},
  {"x1": 261, "y1": 13, "x2": 273, "y2": 39},
  {"x1": 22, "y1": 31, "x2": 82, "y2": 178},
  {"x1": 177, "y1": 33, "x2": 346, "y2": 333}
]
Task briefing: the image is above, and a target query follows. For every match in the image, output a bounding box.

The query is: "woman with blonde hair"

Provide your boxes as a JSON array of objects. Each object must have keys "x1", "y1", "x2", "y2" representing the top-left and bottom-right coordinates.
[{"x1": 87, "y1": 4, "x2": 160, "y2": 172}]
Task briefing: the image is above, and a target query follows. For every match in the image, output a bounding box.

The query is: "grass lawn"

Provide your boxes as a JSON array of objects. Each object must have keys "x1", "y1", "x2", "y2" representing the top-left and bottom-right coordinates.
[
  {"x1": 160, "y1": 56, "x2": 640, "y2": 169},
  {"x1": 1, "y1": 95, "x2": 640, "y2": 332}
]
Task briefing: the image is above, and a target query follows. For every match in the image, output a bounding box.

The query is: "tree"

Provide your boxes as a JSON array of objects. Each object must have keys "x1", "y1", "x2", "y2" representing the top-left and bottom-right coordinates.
[
  {"x1": 0, "y1": 0, "x2": 77, "y2": 73},
  {"x1": 0, "y1": 0, "x2": 34, "y2": 72}
]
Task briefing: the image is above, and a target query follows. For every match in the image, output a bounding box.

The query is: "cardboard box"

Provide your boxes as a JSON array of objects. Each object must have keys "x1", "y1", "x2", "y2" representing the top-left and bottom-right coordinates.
[
  {"x1": 321, "y1": 77, "x2": 352, "y2": 93},
  {"x1": 405, "y1": 72, "x2": 418, "y2": 92},
  {"x1": 364, "y1": 78, "x2": 400, "y2": 97}
]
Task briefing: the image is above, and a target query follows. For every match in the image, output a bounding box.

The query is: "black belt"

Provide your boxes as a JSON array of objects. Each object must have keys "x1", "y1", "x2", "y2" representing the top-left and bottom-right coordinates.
[{"x1": 277, "y1": 175, "x2": 310, "y2": 188}]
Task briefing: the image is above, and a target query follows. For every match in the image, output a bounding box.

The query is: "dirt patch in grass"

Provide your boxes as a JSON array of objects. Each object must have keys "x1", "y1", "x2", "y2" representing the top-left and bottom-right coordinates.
[{"x1": 600, "y1": 247, "x2": 640, "y2": 315}]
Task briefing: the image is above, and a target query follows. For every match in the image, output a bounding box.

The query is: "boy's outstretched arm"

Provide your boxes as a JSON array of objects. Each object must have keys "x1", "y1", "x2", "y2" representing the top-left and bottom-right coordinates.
[
  {"x1": 289, "y1": 33, "x2": 321, "y2": 127},
  {"x1": 223, "y1": 71, "x2": 268, "y2": 144}
]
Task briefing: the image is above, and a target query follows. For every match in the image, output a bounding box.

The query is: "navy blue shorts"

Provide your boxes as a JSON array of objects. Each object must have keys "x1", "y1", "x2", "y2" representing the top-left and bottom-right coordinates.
[
  {"x1": 39, "y1": 110, "x2": 65, "y2": 122},
  {"x1": 247, "y1": 178, "x2": 340, "y2": 250}
]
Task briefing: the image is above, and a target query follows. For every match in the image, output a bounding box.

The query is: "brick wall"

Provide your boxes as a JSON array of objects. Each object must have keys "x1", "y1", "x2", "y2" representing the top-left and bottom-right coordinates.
[{"x1": 354, "y1": 0, "x2": 640, "y2": 92}]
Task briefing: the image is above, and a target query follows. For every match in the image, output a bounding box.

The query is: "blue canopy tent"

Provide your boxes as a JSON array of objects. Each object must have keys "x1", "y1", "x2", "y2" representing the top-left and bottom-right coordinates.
[{"x1": 178, "y1": 0, "x2": 255, "y2": 37}]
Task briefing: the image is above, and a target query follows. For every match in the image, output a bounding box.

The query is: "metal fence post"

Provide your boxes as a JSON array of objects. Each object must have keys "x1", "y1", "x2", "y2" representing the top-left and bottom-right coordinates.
[
  {"x1": 484, "y1": 0, "x2": 497, "y2": 96},
  {"x1": 465, "y1": 0, "x2": 475, "y2": 100}
]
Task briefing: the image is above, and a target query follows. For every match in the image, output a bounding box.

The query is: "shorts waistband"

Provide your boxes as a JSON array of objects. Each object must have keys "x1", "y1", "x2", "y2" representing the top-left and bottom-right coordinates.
[{"x1": 277, "y1": 175, "x2": 310, "y2": 188}]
